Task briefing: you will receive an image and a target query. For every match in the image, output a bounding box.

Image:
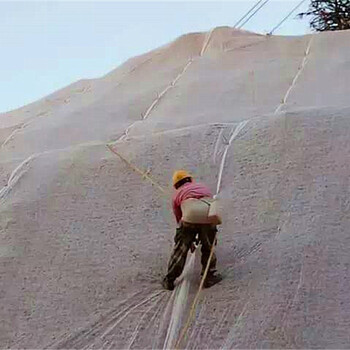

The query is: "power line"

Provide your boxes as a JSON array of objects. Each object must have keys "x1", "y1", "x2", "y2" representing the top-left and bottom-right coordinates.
[
  {"x1": 237, "y1": 0, "x2": 271, "y2": 29},
  {"x1": 233, "y1": 0, "x2": 265, "y2": 28},
  {"x1": 268, "y1": 0, "x2": 307, "y2": 35}
]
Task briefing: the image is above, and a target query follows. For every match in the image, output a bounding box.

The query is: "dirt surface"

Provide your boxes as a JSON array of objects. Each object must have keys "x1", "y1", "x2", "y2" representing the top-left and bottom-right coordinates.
[{"x1": 0, "y1": 27, "x2": 350, "y2": 349}]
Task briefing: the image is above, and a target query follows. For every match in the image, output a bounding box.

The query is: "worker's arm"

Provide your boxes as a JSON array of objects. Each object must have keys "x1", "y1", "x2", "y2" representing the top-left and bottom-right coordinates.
[{"x1": 172, "y1": 197, "x2": 182, "y2": 224}]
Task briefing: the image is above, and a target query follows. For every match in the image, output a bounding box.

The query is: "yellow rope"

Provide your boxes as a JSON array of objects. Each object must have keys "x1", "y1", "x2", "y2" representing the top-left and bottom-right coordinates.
[{"x1": 106, "y1": 143, "x2": 167, "y2": 196}]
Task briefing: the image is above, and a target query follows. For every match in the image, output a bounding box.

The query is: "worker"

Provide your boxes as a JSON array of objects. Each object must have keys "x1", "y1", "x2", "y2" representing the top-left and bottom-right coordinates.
[{"x1": 162, "y1": 170, "x2": 222, "y2": 290}]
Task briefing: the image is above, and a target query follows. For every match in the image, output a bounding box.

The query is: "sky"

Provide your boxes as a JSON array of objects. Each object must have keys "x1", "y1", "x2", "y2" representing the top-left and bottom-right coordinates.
[{"x1": 0, "y1": 1, "x2": 311, "y2": 113}]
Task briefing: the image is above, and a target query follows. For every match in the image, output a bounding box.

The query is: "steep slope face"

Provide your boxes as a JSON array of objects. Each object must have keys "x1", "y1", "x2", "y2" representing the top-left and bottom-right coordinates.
[{"x1": 0, "y1": 27, "x2": 349, "y2": 349}]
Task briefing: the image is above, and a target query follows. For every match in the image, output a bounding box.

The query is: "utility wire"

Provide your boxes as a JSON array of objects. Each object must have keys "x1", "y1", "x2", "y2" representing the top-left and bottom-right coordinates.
[
  {"x1": 268, "y1": 0, "x2": 307, "y2": 35},
  {"x1": 237, "y1": 0, "x2": 271, "y2": 29},
  {"x1": 233, "y1": 0, "x2": 265, "y2": 28}
]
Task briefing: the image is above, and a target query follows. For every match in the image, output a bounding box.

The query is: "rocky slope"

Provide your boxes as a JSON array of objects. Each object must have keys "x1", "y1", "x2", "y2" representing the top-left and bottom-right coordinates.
[{"x1": 1, "y1": 27, "x2": 349, "y2": 349}]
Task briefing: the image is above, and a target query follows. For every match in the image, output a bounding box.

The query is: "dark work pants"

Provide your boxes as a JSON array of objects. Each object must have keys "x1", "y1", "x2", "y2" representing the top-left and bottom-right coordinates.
[{"x1": 165, "y1": 224, "x2": 217, "y2": 282}]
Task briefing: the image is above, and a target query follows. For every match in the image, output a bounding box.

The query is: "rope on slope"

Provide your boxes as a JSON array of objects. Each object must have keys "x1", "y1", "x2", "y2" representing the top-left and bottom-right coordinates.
[{"x1": 274, "y1": 35, "x2": 313, "y2": 114}]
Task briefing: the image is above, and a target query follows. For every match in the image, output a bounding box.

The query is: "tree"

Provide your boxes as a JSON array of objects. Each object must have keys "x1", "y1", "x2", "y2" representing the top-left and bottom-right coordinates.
[{"x1": 298, "y1": 0, "x2": 350, "y2": 31}]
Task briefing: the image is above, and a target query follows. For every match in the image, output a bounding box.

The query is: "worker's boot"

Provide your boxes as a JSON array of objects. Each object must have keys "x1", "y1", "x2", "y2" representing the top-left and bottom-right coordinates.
[
  {"x1": 162, "y1": 277, "x2": 175, "y2": 291},
  {"x1": 203, "y1": 271, "x2": 222, "y2": 288}
]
